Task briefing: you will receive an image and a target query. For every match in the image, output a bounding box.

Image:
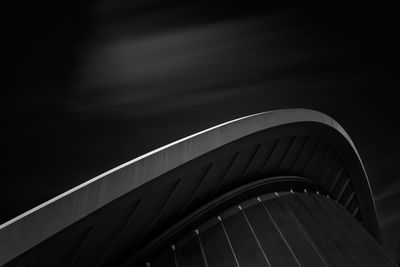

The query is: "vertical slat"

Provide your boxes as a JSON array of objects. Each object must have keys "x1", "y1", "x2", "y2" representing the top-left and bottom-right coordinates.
[
  {"x1": 176, "y1": 236, "x2": 205, "y2": 267},
  {"x1": 344, "y1": 192, "x2": 356, "y2": 209},
  {"x1": 196, "y1": 230, "x2": 209, "y2": 267},
  {"x1": 261, "y1": 137, "x2": 294, "y2": 175},
  {"x1": 200, "y1": 221, "x2": 239, "y2": 267},
  {"x1": 284, "y1": 194, "x2": 347, "y2": 266},
  {"x1": 259, "y1": 199, "x2": 302, "y2": 266},
  {"x1": 172, "y1": 245, "x2": 178, "y2": 267},
  {"x1": 264, "y1": 198, "x2": 326, "y2": 266},
  {"x1": 180, "y1": 156, "x2": 235, "y2": 216},
  {"x1": 347, "y1": 198, "x2": 359, "y2": 221},
  {"x1": 68, "y1": 227, "x2": 94, "y2": 267},
  {"x1": 232, "y1": 144, "x2": 261, "y2": 186},
  {"x1": 69, "y1": 200, "x2": 141, "y2": 266},
  {"x1": 336, "y1": 179, "x2": 350, "y2": 202},
  {"x1": 218, "y1": 217, "x2": 240, "y2": 267},
  {"x1": 325, "y1": 198, "x2": 397, "y2": 266},
  {"x1": 320, "y1": 159, "x2": 342, "y2": 188},
  {"x1": 338, "y1": 184, "x2": 354, "y2": 210},
  {"x1": 277, "y1": 136, "x2": 308, "y2": 174},
  {"x1": 241, "y1": 141, "x2": 278, "y2": 183},
  {"x1": 299, "y1": 193, "x2": 364, "y2": 265},
  {"x1": 312, "y1": 150, "x2": 338, "y2": 185},
  {"x1": 146, "y1": 246, "x2": 175, "y2": 267},
  {"x1": 352, "y1": 206, "x2": 360, "y2": 217},
  {"x1": 312, "y1": 195, "x2": 387, "y2": 265},
  {"x1": 208, "y1": 153, "x2": 239, "y2": 198},
  {"x1": 302, "y1": 142, "x2": 329, "y2": 179},
  {"x1": 240, "y1": 208, "x2": 272, "y2": 267},
  {"x1": 330, "y1": 170, "x2": 350, "y2": 200},
  {"x1": 33, "y1": 228, "x2": 91, "y2": 267},
  {"x1": 217, "y1": 145, "x2": 259, "y2": 194},
  {"x1": 140, "y1": 166, "x2": 211, "y2": 243},
  {"x1": 244, "y1": 201, "x2": 299, "y2": 266},
  {"x1": 291, "y1": 137, "x2": 319, "y2": 174},
  {"x1": 222, "y1": 210, "x2": 271, "y2": 266},
  {"x1": 283, "y1": 202, "x2": 329, "y2": 267},
  {"x1": 99, "y1": 181, "x2": 179, "y2": 265},
  {"x1": 327, "y1": 166, "x2": 345, "y2": 192}
]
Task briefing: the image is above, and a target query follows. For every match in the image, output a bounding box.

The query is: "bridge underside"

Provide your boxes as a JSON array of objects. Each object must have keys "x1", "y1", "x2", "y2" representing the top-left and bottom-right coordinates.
[{"x1": 2, "y1": 110, "x2": 393, "y2": 266}]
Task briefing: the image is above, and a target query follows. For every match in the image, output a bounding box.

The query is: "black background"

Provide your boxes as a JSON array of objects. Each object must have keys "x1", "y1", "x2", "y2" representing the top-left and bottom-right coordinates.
[{"x1": 4, "y1": 1, "x2": 399, "y2": 263}]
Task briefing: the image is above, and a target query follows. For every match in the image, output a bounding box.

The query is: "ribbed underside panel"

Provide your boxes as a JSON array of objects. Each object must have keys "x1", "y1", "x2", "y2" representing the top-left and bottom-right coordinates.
[
  {"x1": 141, "y1": 193, "x2": 396, "y2": 267},
  {"x1": 5, "y1": 135, "x2": 369, "y2": 266}
]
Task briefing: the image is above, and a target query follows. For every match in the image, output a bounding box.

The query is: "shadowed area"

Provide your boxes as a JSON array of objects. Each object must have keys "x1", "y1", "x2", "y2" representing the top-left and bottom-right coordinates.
[{"x1": 4, "y1": 1, "x2": 399, "y2": 263}]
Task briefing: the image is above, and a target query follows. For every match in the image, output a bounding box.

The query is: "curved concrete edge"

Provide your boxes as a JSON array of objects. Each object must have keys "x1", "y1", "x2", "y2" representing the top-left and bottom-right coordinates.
[{"x1": 0, "y1": 108, "x2": 378, "y2": 265}]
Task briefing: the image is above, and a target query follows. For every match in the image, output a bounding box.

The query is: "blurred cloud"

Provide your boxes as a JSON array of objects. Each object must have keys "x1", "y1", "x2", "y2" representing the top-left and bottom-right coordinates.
[{"x1": 68, "y1": 15, "x2": 330, "y2": 119}]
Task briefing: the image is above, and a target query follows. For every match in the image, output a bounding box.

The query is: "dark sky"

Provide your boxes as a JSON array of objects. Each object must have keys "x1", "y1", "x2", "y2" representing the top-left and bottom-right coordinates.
[{"x1": 4, "y1": 1, "x2": 399, "y2": 263}]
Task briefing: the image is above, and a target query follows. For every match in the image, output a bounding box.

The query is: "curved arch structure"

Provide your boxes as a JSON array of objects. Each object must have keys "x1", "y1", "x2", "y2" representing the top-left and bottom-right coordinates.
[{"x1": 0, "y1": 109, "x2": 395, "y2": 266}]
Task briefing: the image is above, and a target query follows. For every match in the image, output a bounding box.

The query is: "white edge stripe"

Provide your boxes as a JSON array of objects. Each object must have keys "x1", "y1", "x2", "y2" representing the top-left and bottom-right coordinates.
[{"x1": 0, "y1": 111, "x2": 267, "y2": 229}]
